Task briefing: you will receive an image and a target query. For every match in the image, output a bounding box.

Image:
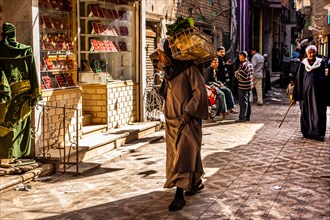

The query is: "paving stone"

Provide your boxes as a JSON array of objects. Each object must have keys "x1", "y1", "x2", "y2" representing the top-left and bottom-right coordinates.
[{"x1": 0, "y1": 88, "x2": 329, "y2": 219}]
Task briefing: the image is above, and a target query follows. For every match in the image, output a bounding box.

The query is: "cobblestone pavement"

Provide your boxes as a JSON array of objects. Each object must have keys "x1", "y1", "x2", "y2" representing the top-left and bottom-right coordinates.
[{"x1": 1, "y1": 89, "x2": 329, "y2": 220}]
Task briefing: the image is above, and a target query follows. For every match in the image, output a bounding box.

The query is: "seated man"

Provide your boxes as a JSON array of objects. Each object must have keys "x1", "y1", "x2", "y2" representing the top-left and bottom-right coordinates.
[{"x1": 203, "y1": 58, "x2": 238, "y2": 118}]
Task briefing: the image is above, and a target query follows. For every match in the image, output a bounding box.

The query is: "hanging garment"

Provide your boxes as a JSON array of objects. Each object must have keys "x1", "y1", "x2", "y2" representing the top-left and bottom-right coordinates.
[{"x1": 0, "y1": 23, "x2": 41, "y2": 158}]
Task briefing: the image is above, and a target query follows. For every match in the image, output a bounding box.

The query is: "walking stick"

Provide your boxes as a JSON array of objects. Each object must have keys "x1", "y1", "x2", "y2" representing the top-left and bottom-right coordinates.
[{"x1": 279, "y1": 101, "x2": 295, "y2": 128}]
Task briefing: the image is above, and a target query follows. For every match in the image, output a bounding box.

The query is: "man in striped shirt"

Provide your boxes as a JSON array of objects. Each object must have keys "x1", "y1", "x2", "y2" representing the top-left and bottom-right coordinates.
[{"x1": 234, "y1": 51, "x2": 254, "y2": 122}]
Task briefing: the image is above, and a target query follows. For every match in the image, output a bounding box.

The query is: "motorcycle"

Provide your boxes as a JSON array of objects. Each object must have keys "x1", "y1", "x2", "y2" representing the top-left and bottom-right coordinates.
[{"x1": 205, "y1": 84, "x2": 219, "y2": 120}]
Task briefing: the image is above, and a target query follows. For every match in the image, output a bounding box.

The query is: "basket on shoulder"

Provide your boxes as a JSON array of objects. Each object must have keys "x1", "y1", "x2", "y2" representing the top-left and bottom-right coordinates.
[{"x1": 166, "y1": 17, "x2": 215, "y2": 63}]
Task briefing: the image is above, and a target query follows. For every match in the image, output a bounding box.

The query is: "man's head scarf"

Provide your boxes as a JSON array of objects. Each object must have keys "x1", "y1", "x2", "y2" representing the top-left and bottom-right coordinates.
[
  {"x1": 302, "y1": 45, "x2": 322, "y2": 71},
  {"x1": 305, "y1": 45, "x2": 317, "y2": 54}
]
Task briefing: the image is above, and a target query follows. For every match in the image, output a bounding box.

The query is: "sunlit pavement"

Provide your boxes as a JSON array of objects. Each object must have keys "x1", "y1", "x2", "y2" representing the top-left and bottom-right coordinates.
[{"x1": 1, "y1": 88, "x2": 329, "y2": 220}]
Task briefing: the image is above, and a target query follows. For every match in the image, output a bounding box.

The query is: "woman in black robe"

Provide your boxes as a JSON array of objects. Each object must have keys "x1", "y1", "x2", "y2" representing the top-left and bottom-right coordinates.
[{"x1": 293, "y1": 45, "x2": 329, "y2": 141}]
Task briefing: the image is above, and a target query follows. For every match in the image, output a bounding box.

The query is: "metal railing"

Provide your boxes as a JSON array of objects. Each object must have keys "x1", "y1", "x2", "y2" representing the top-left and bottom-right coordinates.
[
  {"x1": 31, "y1": 103, "x2": 80, "y2": 174},
  {"x1": 144, "y1": 72, "x2": 164, "y2": 121}
]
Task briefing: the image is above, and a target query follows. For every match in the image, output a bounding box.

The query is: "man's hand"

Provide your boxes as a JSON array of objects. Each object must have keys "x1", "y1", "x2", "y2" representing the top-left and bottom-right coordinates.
[
  {"x1": 181, "y1": 112, "x2": 191, "y2": 124},
  {"x1": 291, "y1": 99, "x2": 296, "y2": 105}
]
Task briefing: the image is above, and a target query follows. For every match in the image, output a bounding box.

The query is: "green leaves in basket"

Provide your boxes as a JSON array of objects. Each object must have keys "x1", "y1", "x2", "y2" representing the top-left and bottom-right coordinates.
[{"x1": 166, "y1": 17, "x2": 194, "y2": 36}]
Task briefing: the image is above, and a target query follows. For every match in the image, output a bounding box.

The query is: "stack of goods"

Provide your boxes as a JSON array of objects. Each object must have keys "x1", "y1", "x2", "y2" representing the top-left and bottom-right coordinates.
[
  {"x1": 57, "y1": 54, "x2": 67, "y2": 71},
  {"x1": 43, "y1": 56, "x2": 58, "y2": 70},
  {"x1": 40, "y1": 33, "x2": 74, "y2": 51},
  {"x1": 91, "y1": 22, "x2": 119, "y2": 36},
  {"x1": 66, "y1": 53, "x2": 76, "y2": 70},
  {"x1": 166, "y1": 17, "x2": 215, "y2": 63},
  {"x1": 119, "y1": 26, "x2": 129, "y2": 36},
  {"x1": 41, "y1": 53, "x2": 76, "y2": 71},
  {"x1": 40, "y1": 13, "x2": 70, "y2": 31},
  {"x1": 39, "y1": 0, "x2": 72, "y2": 11},
  {"x1": 90, "y1": 39, "x2": 118, "y2": 52},
  {"x1": 42, "y1": 76, "x2": 53, "y2": 89},
  {"x1": 55, "y1": 75, "x2": 67, "y2": 87},
  {"x1": 65, "y1": 75, "x2": 75, "y2": 86},
  {"x1": 89, "y1": 4, "x2": 119, "y2": 19},
  {"x1": 119, "y1": 41, "x2": 128, "y2": 51}
]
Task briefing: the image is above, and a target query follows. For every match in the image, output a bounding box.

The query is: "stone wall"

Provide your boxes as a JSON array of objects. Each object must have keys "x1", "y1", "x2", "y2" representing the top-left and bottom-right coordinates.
[
  {"x1": 35, "y1": 88, "x2": 83, "y2": 156},
  {"x1": 81, "y1": 81, "x2": 137, "y2": 130}
]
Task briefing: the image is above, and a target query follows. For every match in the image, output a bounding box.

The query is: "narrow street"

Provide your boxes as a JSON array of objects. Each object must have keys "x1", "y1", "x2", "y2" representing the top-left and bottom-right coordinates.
[{"x1": 1, "y1": 88, "x2": 329, "y2": 220}]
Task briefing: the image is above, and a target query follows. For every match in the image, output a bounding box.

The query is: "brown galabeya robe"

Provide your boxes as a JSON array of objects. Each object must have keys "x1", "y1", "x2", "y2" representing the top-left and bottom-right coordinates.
[{"x1": 163, "y1": 65, "x2": 208, "y2": 191}]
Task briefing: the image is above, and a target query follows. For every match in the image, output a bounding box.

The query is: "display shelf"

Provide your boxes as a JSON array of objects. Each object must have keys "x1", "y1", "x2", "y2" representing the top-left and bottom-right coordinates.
[
  {"x1": 39, "y1": 0, "x2": 77, "y2": 90},
  {"x1": 78, "y1": 0, "x2": 135, "y2": 83},
  {"x1": 80, "y1": 34, "x2": 131, "y2": 38}
]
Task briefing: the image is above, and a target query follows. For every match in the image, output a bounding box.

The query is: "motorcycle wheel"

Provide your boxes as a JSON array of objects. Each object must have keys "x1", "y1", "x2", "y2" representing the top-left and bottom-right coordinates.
[{"x1": 209, "y1": 109, "x2": 217, "y2": 120}]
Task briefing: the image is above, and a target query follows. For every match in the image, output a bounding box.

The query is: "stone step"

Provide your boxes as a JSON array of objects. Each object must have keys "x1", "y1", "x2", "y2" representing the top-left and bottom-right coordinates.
[
  {"x1": 0, "y1": 122, "x2": 163, "y2": 193},
  {"x1": 48, "y1": 121, "x2": 162, "y2": 171},
  {"x1": 81, "y1": 124, "x2": 107, "y2": 139},
  {"x1": 82, "y1": 112, "x2": 93, "y2": 126},
  {"x1": 64, "y1": 132, "x2": 164, "y2": 174}
]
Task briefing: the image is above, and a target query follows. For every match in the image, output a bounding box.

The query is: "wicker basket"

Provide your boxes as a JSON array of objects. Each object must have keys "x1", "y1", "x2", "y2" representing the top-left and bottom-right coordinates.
[{"x1": 168, "y1": 28, "x2": 215, "y2": 63}]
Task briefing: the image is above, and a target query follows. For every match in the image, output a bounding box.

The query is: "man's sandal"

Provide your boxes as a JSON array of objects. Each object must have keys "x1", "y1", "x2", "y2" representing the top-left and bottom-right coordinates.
[
  {"x1": 168, "y1": 197, "x2": 186, "y2": 211},
  {"x1": 185, "y1": 180, "x2": 204, "y2": 196}
]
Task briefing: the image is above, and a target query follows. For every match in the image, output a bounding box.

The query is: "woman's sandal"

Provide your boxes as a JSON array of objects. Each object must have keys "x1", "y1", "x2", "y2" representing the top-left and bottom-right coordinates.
[
  {"x1": 185, "y1": 180, "x2": 204, "y2": 196},
  {"x1": 168, "y1": 197, "x2": 186, "y2": 211}
]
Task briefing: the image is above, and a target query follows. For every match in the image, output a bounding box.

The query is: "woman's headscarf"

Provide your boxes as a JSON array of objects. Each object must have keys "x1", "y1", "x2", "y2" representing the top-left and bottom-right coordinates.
[{"x1": 158, "y1": 38, "x2": 194, "y2": 81}]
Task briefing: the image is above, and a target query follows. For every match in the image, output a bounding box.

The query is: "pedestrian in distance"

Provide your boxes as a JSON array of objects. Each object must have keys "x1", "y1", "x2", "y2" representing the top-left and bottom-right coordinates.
[
  {"x1": 216, "y1": 46, "x2": 232, "y2": 86},
  {"x1": 292, "y1": 45, "x2": 329, "y2": 141},
  {"x1": 203, "y1": 57, "x2": 238, "y2": 119},
  {"x1": 234, "y1": 51, "x2": 254, "y2": 122},
  {"x1": 263, "y1": 53, "x2": 271, "y2": 93},
  {"x1": 286, "y1": 79, "x2": 295, "y2": 102},
  {"x1": 156, "y1": 38, "x2": 208, "y2": 211},
  {"x1": 251, "y1": 48, "x2": 265, "y2": 106}
]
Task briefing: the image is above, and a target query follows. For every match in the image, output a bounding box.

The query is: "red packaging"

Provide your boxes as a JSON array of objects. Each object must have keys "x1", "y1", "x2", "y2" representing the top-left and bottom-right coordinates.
[
  {"x1": 89, "y1": 4, "x2": 100, "y2": 17},
  {"x1": 65, "y1": 75, "x2": 75, "y2": 86},
  {"x1": 42, "y1": 76, "x2": 53, "y2": 89},
  {"x1": 119, "y1": 41, "x2": 127, "y2": 51},
  {"x1": 55, "y1": 75, "x2": 66, "y2": 87},
  {"x1": 119, "y1": 26, "x2": 129, "y2": 36}
]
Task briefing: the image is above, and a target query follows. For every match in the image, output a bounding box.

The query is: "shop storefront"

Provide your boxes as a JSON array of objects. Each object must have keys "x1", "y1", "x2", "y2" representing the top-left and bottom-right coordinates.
[{"x1": 1, "y1": 0, "x2": 143, "y2": 157}]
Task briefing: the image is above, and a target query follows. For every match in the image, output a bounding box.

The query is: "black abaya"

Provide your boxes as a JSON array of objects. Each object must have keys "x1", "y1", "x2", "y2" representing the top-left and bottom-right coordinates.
[{"x1": 293, "y1": 60, "x2": 328, "y2": 140}]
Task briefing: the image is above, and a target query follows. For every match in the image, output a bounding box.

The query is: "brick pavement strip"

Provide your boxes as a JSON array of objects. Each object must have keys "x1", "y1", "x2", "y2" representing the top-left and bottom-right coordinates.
[{"x1": 0, "y1": 90, "x2": 329, "y2": 220}]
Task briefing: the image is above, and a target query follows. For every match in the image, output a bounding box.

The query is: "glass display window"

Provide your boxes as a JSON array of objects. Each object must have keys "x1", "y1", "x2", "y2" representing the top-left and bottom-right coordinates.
[
  {"x1": 78, "y1": 0, "x2": 135, "y2": 83},
  {"x1": 39, "y1": 0, "x2": 78, "y2": 90}
]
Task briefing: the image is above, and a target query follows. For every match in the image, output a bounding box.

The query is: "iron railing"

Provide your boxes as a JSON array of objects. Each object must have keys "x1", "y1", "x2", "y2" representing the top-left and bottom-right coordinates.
[
  {"x1": 31, "y1": 103, "x2": 80, "y2": 174},
  {"x1": 144, "y1": 72, "x2": 164, "y2": 121}
]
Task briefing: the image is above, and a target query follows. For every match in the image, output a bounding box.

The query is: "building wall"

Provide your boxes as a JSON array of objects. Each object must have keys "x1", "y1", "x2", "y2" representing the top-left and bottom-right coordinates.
[
  {"x1": 312, "y1": 0, "x2": 329, "y2": 57},
  {"x1": 35, "y1": 88, "x2": 83, "y2": 157},
  {"x1": 0, "y1": 0, "x2": 2, "y2": 24},
  {"x1": 145, "y1": 0, "x2": 232, "y2": 49},
  {"x1": 81, "y1": 82, "x2": 136, "y2": 130}
]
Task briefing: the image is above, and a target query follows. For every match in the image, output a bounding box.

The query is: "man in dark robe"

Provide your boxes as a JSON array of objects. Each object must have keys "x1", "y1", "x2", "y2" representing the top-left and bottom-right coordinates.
[
  {"x1": 156, "y1": 38, "x2": 208, "y2": 211},
  {"x1": 0, "y1": 23, "x2": 41, "y2": 158},
  {"x1": 293, "y1": 45, "x2": 329, "y2": 141}
]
